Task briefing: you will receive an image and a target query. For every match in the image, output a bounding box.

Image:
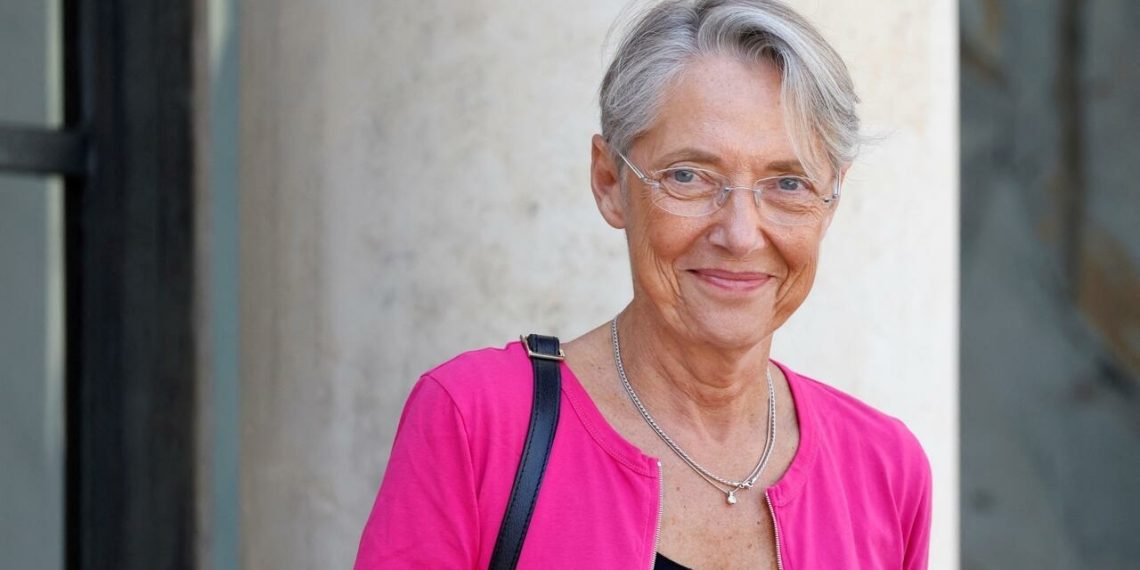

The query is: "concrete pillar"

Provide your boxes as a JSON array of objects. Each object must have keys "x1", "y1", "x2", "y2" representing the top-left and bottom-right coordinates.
[{"x1": 240, "y1": 1, "x2": 958, "y2": 568}]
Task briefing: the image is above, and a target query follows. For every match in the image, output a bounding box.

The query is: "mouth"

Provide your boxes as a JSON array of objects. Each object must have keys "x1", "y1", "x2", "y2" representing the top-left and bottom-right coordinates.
[{"x1": 688, "y1": 268, "x2": 773, "y2": 292}]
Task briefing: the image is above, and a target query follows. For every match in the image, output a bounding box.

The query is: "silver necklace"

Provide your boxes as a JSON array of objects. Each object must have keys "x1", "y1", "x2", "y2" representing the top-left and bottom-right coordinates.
[{"x1": 610, "y1": 318, "x2": 777, "y2": 506}]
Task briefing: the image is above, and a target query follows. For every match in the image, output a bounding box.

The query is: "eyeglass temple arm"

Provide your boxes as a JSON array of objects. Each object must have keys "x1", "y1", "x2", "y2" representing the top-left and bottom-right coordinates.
[
  {"x1": 828, "y1": 178, "x2": 842, "y2": 202},
  {"x1": 615, "y1": 150, "x2": 654, "y2": 184}
]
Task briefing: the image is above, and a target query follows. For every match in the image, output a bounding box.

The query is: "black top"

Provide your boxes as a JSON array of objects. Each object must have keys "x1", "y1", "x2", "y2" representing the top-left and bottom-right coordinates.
[{"x1": 655, "y1": 553, "x2": 694, "y2": 570}]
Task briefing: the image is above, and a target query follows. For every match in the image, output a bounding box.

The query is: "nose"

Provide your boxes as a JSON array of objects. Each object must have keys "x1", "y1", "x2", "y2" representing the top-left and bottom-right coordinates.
[{"x1": 708, "y1": 186, "x2": 769, "y2": 255}]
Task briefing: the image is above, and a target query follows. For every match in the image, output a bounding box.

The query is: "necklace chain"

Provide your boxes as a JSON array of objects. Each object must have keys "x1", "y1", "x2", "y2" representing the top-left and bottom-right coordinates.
[{"x1": 610, "y1": 318, "x2": 777, "y2": 505}]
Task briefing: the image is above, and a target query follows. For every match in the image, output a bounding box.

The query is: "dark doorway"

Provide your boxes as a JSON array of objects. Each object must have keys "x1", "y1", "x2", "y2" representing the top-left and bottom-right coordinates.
[
  {"x1": 0, "y1": 0, "x2": 198, "y2": 568},
  {"x1": 960, "y1": 0, "x2": 1140, "y2": 568}
]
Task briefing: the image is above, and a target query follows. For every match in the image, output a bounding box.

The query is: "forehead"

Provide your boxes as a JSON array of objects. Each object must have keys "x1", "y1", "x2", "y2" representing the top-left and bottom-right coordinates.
[{"x1": 636, "y1": 55, "x2": 799, "y2": 169}]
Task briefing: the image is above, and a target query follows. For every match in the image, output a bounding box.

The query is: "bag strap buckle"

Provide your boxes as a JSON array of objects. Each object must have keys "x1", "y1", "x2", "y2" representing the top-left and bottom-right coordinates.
[{"x1": 519, "y1": 334, "x2": 565, "y2": 361}]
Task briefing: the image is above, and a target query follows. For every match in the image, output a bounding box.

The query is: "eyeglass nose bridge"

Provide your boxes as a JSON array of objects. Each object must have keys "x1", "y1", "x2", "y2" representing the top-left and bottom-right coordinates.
[{"x1": 713, "y1": 184, "x2": 767, "y2": 209}]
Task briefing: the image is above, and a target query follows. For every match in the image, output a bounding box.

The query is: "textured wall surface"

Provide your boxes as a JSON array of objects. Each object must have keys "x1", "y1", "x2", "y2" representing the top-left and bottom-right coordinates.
[
  {"x1": 960, "y1": 0, "x2": 1140, "y2": 568},
  {"x1": 240, "y1": 1, "x2": 958, "y2": 568}
]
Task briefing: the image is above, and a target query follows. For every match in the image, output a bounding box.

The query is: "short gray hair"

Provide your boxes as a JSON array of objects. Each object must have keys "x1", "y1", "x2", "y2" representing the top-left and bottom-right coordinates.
[{"x1": 600, "y1": 0, "x2": 860, "y2": 181}]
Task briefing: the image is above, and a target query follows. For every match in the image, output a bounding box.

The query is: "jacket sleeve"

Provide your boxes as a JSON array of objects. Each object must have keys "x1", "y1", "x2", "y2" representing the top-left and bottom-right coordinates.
[
  {"x1": 354, "y1": 374, "x2": 481, "y2": 569},
  {"x1": 901, "y1": 432, "x2": 933, "y2": 570}
]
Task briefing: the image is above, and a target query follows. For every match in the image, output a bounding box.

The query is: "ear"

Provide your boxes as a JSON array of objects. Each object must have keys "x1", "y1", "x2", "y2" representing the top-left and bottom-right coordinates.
[
  {"x1": 590, "y1": 134, "x2": 627, "y2": 229},
  {"x1": 819, "y1": 164, "x2": 850, "y2": 236}
]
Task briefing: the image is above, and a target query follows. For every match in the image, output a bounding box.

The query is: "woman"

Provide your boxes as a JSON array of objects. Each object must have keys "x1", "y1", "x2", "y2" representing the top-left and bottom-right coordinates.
[{"x1": 356, "y1": 0, "x2": 931, "y2": 568}]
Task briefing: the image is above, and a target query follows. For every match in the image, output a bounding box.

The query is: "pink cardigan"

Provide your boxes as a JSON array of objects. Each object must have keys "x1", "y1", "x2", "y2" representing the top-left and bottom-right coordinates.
[{"x1": 355, "y1": 342, "x2": 931, "y2": 569}]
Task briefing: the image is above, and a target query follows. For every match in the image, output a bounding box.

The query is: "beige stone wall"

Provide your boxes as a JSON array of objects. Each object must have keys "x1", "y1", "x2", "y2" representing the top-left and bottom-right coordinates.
[
  {"x1": 240, "y1": 1, "x2": 958, "y2": 568},
  {"x1": 775, "y1": 2, "x2": 959, "y2": 568}
]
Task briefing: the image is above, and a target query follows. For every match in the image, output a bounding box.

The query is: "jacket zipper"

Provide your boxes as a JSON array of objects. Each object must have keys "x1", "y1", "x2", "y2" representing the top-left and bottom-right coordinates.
[
  {"x1": 649, "y1": 461, "x2": 664, "y2": 570},
  {"x1": 765, "y1": 490, "x2": 784, "y2": 570}
]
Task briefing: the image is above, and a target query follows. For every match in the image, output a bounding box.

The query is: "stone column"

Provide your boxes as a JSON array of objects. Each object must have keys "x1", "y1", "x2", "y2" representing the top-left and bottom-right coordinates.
[{"x1": 240, "y1": 1, "x2": 958, "y2": 568}]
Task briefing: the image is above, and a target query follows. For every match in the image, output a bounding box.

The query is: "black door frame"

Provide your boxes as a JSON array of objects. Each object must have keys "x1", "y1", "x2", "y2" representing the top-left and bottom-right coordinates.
[{"x1": 0, "y1": 0, "x2": 198, "y2": 568}]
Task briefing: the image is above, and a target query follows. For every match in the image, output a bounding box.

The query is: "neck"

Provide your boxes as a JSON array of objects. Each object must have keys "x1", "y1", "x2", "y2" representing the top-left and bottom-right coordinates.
[{"x1": 614, "y1": 301, "x2": 774, "y2": 442}]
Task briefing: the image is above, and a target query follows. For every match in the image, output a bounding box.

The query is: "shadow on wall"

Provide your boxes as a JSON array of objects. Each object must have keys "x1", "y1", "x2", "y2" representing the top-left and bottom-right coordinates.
[{"x1": 961, "y1": 0, "x2": 1140, "y2": 569}]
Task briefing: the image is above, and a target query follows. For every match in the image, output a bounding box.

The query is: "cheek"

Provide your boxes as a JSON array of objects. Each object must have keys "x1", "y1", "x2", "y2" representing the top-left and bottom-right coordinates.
[
  {"x1": 644, "y1": 210, "x2": 705, "y2": 261},
  {"x1": 626, "y1": 204, "x2": 705, "y2": 284},
  {"x1": 778, "y1": 235, "x2": 824, "y2": 295},
  {"x1": 790, "y1": 236, "x2": 823, "y2": 268}
]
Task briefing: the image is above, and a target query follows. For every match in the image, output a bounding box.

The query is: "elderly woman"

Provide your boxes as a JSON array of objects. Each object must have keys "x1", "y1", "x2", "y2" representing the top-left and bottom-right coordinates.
[{"x1": 356, "y1": 0, "x2": 931, "y2": 568}]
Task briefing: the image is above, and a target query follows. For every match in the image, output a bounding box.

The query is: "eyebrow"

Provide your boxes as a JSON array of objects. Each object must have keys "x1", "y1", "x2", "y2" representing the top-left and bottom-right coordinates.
[
  {"x1": 763, "y1": 160, "x2": 809, "y2": 176},
  {"x1": 654, "y1": 148, "x2": 810, "y2": 177},
  {"x1": 654, "y1": 147, "x2": 724, "y2": 167}
]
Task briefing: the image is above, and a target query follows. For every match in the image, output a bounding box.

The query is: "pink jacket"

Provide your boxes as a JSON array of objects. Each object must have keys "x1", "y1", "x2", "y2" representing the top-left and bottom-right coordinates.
[{"x1": 355, "y1": 342, "x2": 932, "y2": 569}]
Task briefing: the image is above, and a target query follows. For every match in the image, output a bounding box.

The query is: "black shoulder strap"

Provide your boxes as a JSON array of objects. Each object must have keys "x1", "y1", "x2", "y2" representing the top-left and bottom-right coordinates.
[{"x1": 488, "y1": 334, "x2": 563, "y2": 570}]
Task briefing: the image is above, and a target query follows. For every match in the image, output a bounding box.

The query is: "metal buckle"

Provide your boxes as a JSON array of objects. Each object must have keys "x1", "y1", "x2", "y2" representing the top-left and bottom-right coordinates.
[{"x1": 520, "y1": 334, "x2": 565, "y2": 361}]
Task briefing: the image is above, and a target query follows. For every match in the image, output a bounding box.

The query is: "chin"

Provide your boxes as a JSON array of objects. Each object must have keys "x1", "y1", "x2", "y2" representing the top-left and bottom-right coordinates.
[{"x1": 684, "y1": 307, "x2": 776, "y2": 350}]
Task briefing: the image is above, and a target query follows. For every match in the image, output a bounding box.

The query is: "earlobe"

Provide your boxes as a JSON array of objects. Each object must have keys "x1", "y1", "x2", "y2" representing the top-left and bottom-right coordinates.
[{"x1": 590, "y1": 134, "x2": 627, "y2": 229}]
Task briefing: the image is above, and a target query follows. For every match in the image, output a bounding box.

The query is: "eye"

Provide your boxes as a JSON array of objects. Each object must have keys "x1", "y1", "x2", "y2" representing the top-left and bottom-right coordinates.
[
  {"x1": 777, "y1": 177, "x2": 807, "y2": 192},
  {"x1": 669, "y1": 169, "x2": 698, "y2": 184},
  {"x1": 657, "y1": 167, "x2": 719, "y2": 199}
]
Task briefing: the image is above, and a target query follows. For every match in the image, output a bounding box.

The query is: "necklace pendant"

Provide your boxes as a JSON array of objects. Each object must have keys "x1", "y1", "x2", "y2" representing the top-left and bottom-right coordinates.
[{"x1": 726, "y1": 491, "x2": 738, "y2": 505}]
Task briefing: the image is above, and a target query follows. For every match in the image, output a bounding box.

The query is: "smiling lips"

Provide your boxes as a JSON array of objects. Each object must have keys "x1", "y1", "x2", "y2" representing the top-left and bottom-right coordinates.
[{"x1": 690, "y1": 268, "x2": 773, "y2": 292}]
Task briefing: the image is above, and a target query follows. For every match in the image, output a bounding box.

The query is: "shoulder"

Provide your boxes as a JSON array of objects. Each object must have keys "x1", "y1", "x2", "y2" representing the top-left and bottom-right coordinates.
[
  {"x1": 423, "y1": 340, "x2": 531, "y2": 395},
  {"x1": 779, "y1": 366, "x2": 934, "y2": 565},
  {"x1": 786, "y1": 365, "x2": 931, "y2": 488},
  {"x1": 414, "y1": 340, "x2": 534, "y2": 428},
  {"x1": 789, "y1": 367, "x2": 927, "y2": 455}
]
